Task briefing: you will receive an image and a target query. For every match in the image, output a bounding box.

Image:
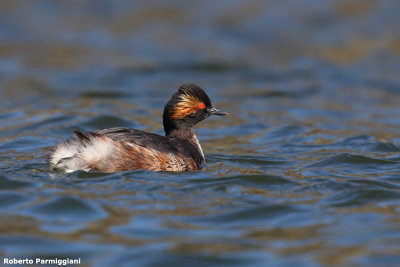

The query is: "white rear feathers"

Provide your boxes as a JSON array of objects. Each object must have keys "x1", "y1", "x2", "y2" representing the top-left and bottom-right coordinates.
[{"x1": 50, "y1": 135, "x2": 115, "y2": 173}]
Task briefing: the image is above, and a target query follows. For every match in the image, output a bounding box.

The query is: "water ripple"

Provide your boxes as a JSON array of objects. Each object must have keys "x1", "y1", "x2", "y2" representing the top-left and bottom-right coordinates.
[
  {"x1": 27, "y1": 196, "x2": 107, "y2": 223},
  {"x1": 0, "y1": 174, "x2": 35, "y2": 190},
  {"x1": 308, "y1": 153, "x2": 400, "y2": 168},
  {"x1": 323, "y1": 188, "x2": 400, "y2": 207}
]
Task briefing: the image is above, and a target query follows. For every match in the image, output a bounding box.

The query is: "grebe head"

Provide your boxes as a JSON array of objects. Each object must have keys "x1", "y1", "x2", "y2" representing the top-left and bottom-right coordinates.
[{"x1": 163, "y1": 83, "x2": 227, "y2": 136}]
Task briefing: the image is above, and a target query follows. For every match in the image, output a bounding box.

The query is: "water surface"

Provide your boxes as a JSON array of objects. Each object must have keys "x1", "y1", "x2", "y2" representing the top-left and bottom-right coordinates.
[{"x1": 1, "y1": 1, "x2": 400, "y2": 266}]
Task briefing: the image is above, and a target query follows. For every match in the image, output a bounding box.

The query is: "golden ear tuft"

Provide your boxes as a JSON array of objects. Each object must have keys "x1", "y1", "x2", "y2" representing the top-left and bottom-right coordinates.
[{"x1": 170, "y1": 93, "x2": 202, "y2": 119}]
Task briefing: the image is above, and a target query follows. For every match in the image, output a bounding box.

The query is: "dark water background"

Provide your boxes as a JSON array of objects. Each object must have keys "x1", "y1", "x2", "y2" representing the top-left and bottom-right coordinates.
[{"x1": 1, "y1": 1, "x2": 400, "y2": 266}]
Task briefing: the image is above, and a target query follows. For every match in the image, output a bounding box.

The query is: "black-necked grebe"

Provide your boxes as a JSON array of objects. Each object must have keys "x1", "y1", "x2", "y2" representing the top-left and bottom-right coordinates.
[{"x1": 49, "y1": 83, "x2": 227, "y2": 173}]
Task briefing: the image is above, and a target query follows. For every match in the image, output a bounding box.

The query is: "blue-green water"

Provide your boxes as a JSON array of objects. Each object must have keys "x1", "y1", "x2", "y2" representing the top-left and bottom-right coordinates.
[{"x1": 1, "y1": 1, "x2": 400, "y2": 266}]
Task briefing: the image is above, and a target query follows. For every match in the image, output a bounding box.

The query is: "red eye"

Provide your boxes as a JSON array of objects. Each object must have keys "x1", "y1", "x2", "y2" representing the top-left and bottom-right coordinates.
[{"x1": 199, "y1": 102, "x2": 206, "y2": 109}]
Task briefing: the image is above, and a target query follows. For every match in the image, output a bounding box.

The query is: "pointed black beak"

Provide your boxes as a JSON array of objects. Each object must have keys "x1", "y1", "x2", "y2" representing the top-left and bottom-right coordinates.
[{"x1": 209, "y1": 107, "x2": 228, "y2": 116}]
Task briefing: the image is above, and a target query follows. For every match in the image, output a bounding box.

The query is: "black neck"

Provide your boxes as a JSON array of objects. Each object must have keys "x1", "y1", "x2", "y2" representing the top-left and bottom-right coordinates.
[
  {"x1": 164, "y1": 119, "x2": 195, "y2": 139},
  {"x1": 163, "y1": 112, "x2": 204, "y2": 166}
]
